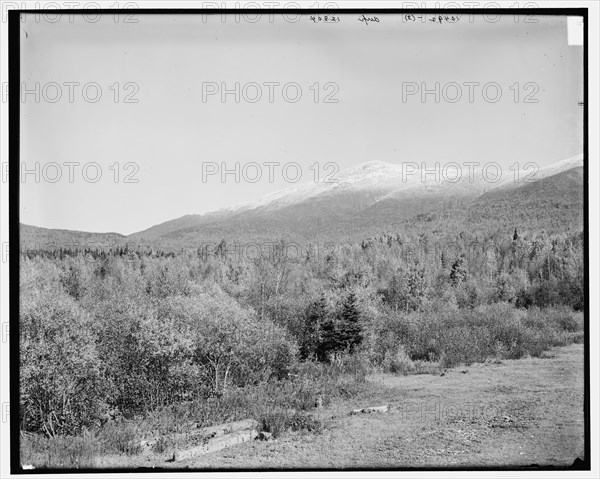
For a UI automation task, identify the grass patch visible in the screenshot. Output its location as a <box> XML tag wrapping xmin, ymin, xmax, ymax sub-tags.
<box><xmin>98</xmin><ymin>421</ymin><xmax>143</xmax><ymax>456</ymax></box>
<box><xmin>21</xmin><ymin>431</ymin><xmax>100</xmax><ymax>469</ymax></box>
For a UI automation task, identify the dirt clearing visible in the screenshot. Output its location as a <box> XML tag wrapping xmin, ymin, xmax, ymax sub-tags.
<box><xmin>99</xmin><ymin>343</ymin><xmax>584</xmax><ymax>470</ymax></box>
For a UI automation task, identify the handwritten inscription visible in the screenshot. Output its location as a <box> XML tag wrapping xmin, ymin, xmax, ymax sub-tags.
<box><xmin>307</xmin><ymin>13</ymin><xmax>459</xmax><ymax>26</ymax></box>
<box><xmin>358</xmin><ymin>14</ymin><xmax>380</xmax><ymax>25</ymax></box>
<box><xmin>404</xmin><ymin>14</ymin><xmax>460</xmax><ymax>24</ymax></box>
<box><xmin>309</xmin><ymin>14</ymin><xmax>340</xmax><ymax>24</ymax></box>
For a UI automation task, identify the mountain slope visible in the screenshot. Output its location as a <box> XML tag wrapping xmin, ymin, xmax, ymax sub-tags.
<box><xmin>466</xmin><ymin>166</ymin><xmax>584</xmax><ymax>231</ymax></box>
<box><xmin>21</xmin><ymin>155</ymin><xmax>585</xmax><ymax>249</ymax></box>
<box><xmin>20</xmin><ymin>224</ymin><xmax>127</xmax><ymax>249</ymax></box>
<box><xmin>130</xmin><ymin>156</ymin><xmax>584</xmax><ymax>245</ymax></box>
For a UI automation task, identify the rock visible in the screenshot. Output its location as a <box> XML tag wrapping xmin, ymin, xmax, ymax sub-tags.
<box><xmin>145</xmin><ymin>418</ymin><xmax>260</xmax><ymax>463</ymax></box>
<box><xmin>351</xmin><ymin>405</ymin><xmax>390</xmax><ymax>415</ymax></box>
<box><xmin>172</xmin><ymin>428</ymin><xmax>259</xmax><ymax>461</ymax></box>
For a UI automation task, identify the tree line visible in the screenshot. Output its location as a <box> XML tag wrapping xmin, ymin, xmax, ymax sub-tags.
<box><xmin>19</xmin><ymin>227</ymin><xmax>584</xmax><ymax>436</ymax></box>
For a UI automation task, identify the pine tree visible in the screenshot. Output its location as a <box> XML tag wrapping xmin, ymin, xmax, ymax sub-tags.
<box><xmin>338</xmin><ymin>292</ymin><xmax>363</xmax><ymax>353</ymax></box>
<box><xmin>314</xmin><ymin>293</ymin><xmax>363</xmax><ymax>362</ymax></box>
<box><xmin>316</xmin><ymin>313</ymin><xmax>338</xmax><ymax>362</ymax></box>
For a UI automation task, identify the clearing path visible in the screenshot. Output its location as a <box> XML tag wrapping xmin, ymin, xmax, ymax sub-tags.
<box><xmin>177</xmin><ymin>343</ymin><xmax>584</xmax><ymax>469</ymax></box>
<box><xmin>102</xmin><ymin>343</ymin><xmax>583</xmax><ymax>469</ymax></box>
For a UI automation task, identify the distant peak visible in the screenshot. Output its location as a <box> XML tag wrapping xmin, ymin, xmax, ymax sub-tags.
<box><xmin>338</xmin><ymin>160</ymin><xmax>404</xmax><ymax>179</ymax></box>
<box><xmin>357</xmin><ymin>160</ymin><xmax>396</xmax><ymax>169</ymax></box>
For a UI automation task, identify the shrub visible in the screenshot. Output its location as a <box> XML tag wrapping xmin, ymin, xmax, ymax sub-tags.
<box><xmin>162</xmin><ymin>290</ymin><xmax>298</xmax><ymax>395</ymax></box>
<box><xmin>373</xmin><ymin>302</ymin><xmax>583</xmax><ymax>369</ymax></box>
<box><xmin>255</xmin><ymin>408</ymin><xmax>291</xmax><ymax>438</ymax></box>
<box><xmin>288</xmin><ymin>412</ymin><xmax>324</xmax><ymax>434</ymax></box>
<box><xmin>438</xmin><ymin>325</ymin><xmax>493</xmax><ymax>368</ymax></box>
<box><xmin>546</xmin><ymin>306</ymin><xmax>583</xmax><ymax>332</ymax></box>
<box><xmin>383</xmin><ymin>345</ymin><xmax>415</xmax><ymax>375</ymax></box>
<box><xmin>20</xmin><ymin>287</ymin><xmax>108</xmax><ymax>436</ymax></box>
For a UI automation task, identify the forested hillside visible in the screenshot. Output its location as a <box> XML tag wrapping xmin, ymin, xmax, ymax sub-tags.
<box><xmin>20</xmin><ymin>223</ymin><xmax>584</xmax><ymax>435</ymax></box>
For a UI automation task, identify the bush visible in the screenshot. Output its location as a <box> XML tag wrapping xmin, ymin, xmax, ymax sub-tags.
<box><xmin>438</xmin><ymin>325</ymin><xmax>493</xmax><ymax>368</ymax></box>
<box><xmin>161</xmin><ymin>290</ymin><xmax>298</xmax><ymax>395</ymax></box>
<box><xmin>20</xmin><ymin>287</ymin><xmax>108</xmax><ymax>436</ymax></box>
<box><xmin>372</xmin><ymin>302</ymin><xmax>583</xmax><ymax>370</ymax></box>
<box><xmin>546</xmin><ymin>306</ymin><xmax>583</xmax><ymax>332</ymax></box>
<box><xmin>288</xmin><ymin>412</ymin><xmax>324</xmax><ymax>434</ymax></box>
<box><xmin>255</xmin><ymin>408</ymin><xmax>291</xmax><ymax>438</ymax></box>
<box><xmin>382</xmin><ymin>345</ymin><xmax>415</xmax><ymax>375</ymax></box>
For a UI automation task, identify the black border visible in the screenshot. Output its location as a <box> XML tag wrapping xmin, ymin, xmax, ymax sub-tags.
<box><xmin>8</xmin><ymin>7</ymin><xmax>590</xmax><ymax>474</ymax></box>
<box><xmin>9</xmin><ymin>7</ymin><xmax>22</xmax><ymax>477</ymax></box>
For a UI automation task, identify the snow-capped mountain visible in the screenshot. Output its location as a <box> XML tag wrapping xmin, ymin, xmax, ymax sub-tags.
<box><xmin>218</xmin><ymin>154</ymin><xmax>584</xmax><ymax>215</ymax></box>
<box><xmin>22</xmin><ymin>154</ymin><xmax>583</xmax><ymax>247</ymax></box>
<box><xmin>127</xmin><ymin>154</ymin><xmax>583</xmax><ymax>243</ymax></box>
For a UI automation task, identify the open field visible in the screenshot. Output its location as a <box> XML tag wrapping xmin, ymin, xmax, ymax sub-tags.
<box><xmin>52</xmin><ymin>342</ymin><xmax>583</xmax><ymax>470</ymax></box>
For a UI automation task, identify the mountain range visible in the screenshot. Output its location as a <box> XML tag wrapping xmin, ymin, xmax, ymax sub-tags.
<box><xmin>21</xmin><ymin>155</ymin><xmax>585</xmax><ymax>249</ymax></box>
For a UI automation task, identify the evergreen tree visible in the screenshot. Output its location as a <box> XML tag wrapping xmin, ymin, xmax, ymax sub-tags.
<box><xmin>316</xmin><ymin>313</ymin><xmax>338</xmax><ymax>362</ymax></box>
<box><xmin>315</xmin><ymin>293</ymin><xmax>363</xmax><ymax>362</ymax></box>
<box><xmin>338</xmin><ymin>292</ymin><xmax>363</xmax><ymax>353</ymax></box>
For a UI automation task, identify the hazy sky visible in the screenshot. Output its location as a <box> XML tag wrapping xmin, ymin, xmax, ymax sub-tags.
<box><xmin>19</xmin><ymin>13</ymin><xmax>584</xmax><ymax>235</ymax></box>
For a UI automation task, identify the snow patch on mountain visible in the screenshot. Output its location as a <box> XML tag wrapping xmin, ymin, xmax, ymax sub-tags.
<box><xmin>218</xmin><ymin>155</ymin><xmax>584</xmax><ymax>215</ymax></box>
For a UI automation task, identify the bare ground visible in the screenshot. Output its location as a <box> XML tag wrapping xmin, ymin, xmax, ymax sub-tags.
<box><xmin>98</xmin><ymin>343</ymin><xmax>585</xmax><ymax>470</ymax></box>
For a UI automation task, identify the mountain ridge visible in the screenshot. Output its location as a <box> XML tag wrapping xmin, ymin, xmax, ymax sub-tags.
<box><xmin>129</xmin><ymin>154</ymin><xmax>583</xmax><ymax>241</ymax></box>
<box><xmin>20</xmin><ymin>155</ymin><xmax>584</xmax><ymax>248</ymax></box>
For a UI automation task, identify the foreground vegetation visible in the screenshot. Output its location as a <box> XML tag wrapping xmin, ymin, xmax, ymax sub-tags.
<box><xmin>19</xmin><ymin>228</ymin><xmax>584</xmax><ymax>467</ymax></box>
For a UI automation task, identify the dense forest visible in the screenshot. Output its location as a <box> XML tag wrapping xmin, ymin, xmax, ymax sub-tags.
<box><xmin>20</xmin><ymin>225</ymin><xmax>584</xmax><ymax>439</ymax></box>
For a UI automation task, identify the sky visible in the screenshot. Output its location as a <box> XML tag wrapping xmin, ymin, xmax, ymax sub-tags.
<box><xmin>19</xmin><ymin>12</ymin><xmax>584</xmax><ymax>235</ymax></box>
